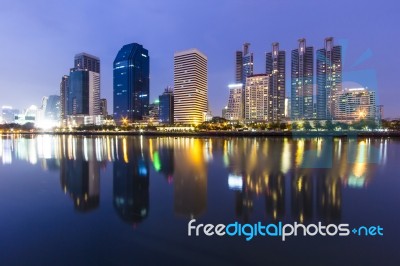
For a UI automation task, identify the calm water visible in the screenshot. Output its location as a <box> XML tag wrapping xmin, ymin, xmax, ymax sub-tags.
<box><xmin>0</xmin><ymin>134</ymin><xmax>399</xmax><ymax>265</ymax></box>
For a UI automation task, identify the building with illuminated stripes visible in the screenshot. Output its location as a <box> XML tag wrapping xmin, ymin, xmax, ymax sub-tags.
<box><xmin>173</xmin><ymin>49</ymin><xmax>208</xmax><ymax>124</ymax></box>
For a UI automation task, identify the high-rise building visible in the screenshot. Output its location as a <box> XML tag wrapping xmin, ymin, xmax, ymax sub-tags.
<box><xmin>174</xmin><ymin>49</ymin><xmax>207</xmax><ymax>124</ymax></box>
<box><xmin>66</xmin><ymin>53</ymin><xmax>100</xmax><ymax>118</ymax></box>
<box><xmin>233</xmin><ymin>43</ymin><xmax>253</xmax><ymax>121</ymax></box>
<box><xmin>67</xmin><ymin>67</ymin><xmax>100</xmax><ymax>116</ymax></box>
<box><xmin>226</xmin><ymin>83</ymin><xmax>243</xmax><ymax>121</ymax></box>
<box><xmin>74</xmin><ymin>53</ymin><xmax>101</xmax><ymax>73</ymax></box>
<box><xmin>317</xmin><ymin>37</ymin><xmax>342</xmax><ymax>120</ymax></box>
<box><xmin>60</xmin><ymin>75</ymin><xmax>69</xmax><ymax>123</ymax></box>
<box><xmin>266</xmin><ymin>42</ymin><xmax>286</xmax><ymax>122</ymax></box>
<box><xmin>244</xmin><ymin>74</ymin><xmax>269</xmax><ymax>121</ymax></box>
<box><xmin>113</xmin><ymin>43</ymin><xmax>150</xmax><ymax>123</ymax></box>
<box><xmin>1</xmin><ymin>106</ymin><xmax>19</xmax><ymax>124</ymax></box>
<box><xmin>159</xmin><ymin>87</ymin><xmax>174</xmax><ymax>124</ymax></box>
<box><xmin>291</xmin><ymin>38</ymin><xmax>314</xmax><ymax>120</ymax></box>
<box><xmin>222</xmin><ymin>106</ymin><xmax>228</xmax><ymax>119</ymax></box>
<box><xmin>45</xmin><ymin>95</ymin><xmax>61</xmax><ymax>121</ymax></box>
<box><xmin>100</xmin><ymin>98</ymin><xmax>108</xmax><ymax>117</ymax></box>
<box><xmin>337</xmin><ymin>88</ymin><xmax>376</xmax><ymax>120</ymax></box>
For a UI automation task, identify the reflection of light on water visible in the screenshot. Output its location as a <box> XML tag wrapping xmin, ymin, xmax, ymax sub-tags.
<box><xmin>281</xmin><ymin>138</ymin><xmax>290</xmax><ymax>174</ymax></box>
<box><xmin>83</xmin><ymin>137</ymin><xmax>89</xmax><ymax>161</ymax></box>
<box><xmin>223</xmin><ymin>140</ymin><xmax>229</xmax><ymax>167</ymax></box>
<box><xmin>317</xmin><ymin>138</ymin><xmax>322</xmax><ymax>158</ymax></box>
<box><xmin>29</xmin><ymin>139</ymin><xmax>37</xmax><ymax>164</ymax></box>
<box><xmin>352</xmin><ymin>141</ymin><xmax>367</xmax><ymax>179</ymax></box>
<box><xmin>297</xmin><ymin>176</ymin><xmax>303</xmax><ymax>192</ymax></box>
<box><xmin>296</xmin><ymin>139</ymin><xmax>304</xmax><ymax>166</ymax></box>
<box><xmin>228</xmin><ymin>174</ymin><xmax>243</xmax><ymax>191</ymax></box>
<box><xmin>379</xmin><ymin>139</ymin><xmax>387</xmax><ymax>165</ymax></box>
<box><xmin>123</xmin><ymin>138</ymin><xmax>129</xmax><ymax>163</ymax></box>
<box><xmin>1</xmin><ymin>139</ymin><xmax>12</xmax><ymax>164</ymax></box>
<box><xmin>348</xmin><ymin>175</ymin><xmax>365</xmax><ymax>188</ymax></box>
<box><xmin>204</xmin><ymin>139</ymin><xmax>213</xmax><ymax>162</ymax></box>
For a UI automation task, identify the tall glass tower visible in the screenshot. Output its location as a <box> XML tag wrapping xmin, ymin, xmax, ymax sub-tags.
<box><xmin>113</xmin><ymin>43</ymin><xmax>149</xmax><ymax>123</ymax></box>
<box><xmin>233</xmin><ymin>43</ymin><xmax>253</xmax><ymax>120</ymax></box>
<box><xmin>291</xmin><ymin>38</ymin><xmax>314</xmax><ymax>120</ymax></box>
<box><xmin>266</xmin><ymin>42</ymin><xmax>286</xmax><ymax>122</ymax></box>
<box><xmin>66</xmin><ymin>53</ymin><xmax>100</xmax><ymax>116</ymax></box>
<box><xmin>317</xmin><ymin>37</ymin><xmax>342</xmax><ymax>120</ymax></box>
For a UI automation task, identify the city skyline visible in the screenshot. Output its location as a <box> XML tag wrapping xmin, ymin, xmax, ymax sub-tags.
<box><xmin>0</xmin><ymin>0</ymin><xmax>399</xmax><ymax>117</ymax></box>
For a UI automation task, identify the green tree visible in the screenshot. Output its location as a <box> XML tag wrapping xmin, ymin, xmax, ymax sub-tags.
<box><xmin>314</xmin><ymin>121</ymin><xmax>323</xmax><ymax>131</ymax></box>
<box><xmin>325</xmin><ymin>120</ymin><xmax>335</xmax><ymax>131</ymax></box>
<box><xmin>303</xmin><ymin>121</ymin><xmax>312</xmax><ymax>131</ymax></box>
<box><xmin>291</xmin><ymin>122</ymin><xmax>298</xmax><ymax>131</ymax></box>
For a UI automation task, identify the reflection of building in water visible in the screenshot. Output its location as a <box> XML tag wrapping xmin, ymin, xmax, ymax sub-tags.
<box><xmin>316</xmin><ymin>173</ymin><xmax>342</xmax><ymax>222</ymax></box>
<box><xmin>60</xmin><ymin>136</ymin><xmax>100</xmax><ymax>212</ymax></box>
<box><xmin>291</xmin><ymin>173</ymin><xmax>313</xmax><ymax>223</ymax></box>
<box><xmin>113</xmin><ymin>137</ymin><xmax>149</xmax><ymax>224</ymax></box>
<box><xmin>174</xmin><ymin>138</ymin><xmax>207</xmax><ymax>218</ymax></box>
<box><xmin>225</xmin><ymin>138</ymin><xmax>286</xmax><ymax>221</ymax></box>
<box><xmin>149</xmin><ymin>138</ymin><xmax>175</xmax><ymax>183</ymax></box>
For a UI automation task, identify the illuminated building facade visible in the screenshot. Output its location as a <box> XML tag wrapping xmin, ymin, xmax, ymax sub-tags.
<box><xmin>244</xmin><ymin>74</ymin><xmax>269</xmax><ymax>121</ymax></box>
<box><xmin>291</xmin><ymin>38</ymin><xmax>314</xmax><ymax>120</ymax></box>
<box><xmin>60</xmin><ymin>75</ymin><xmax>69</xmax><ymax>124</ymax></box>
<box><xmin>66</xmin><ymin>53</ymin><xmax>101</xmax><ymax>118</ymax></box>
<box><xmin>266</xmin><ymin>42</ymin><xmax>286</xmax><ymax>121</ymax></box>
<box><xmin>226</xmin><ymin>83</ymin><xmax>243</xmax><ymax>121</ymax></box>
<box><xmin>174</xmin><ymin>49</ymin><xmax>208</xmax><ymax>124</ymax></box>
<box><xmin>159</xmin><ymin>87</ymin><xmax>174</xmax><ymax>124</ymax></box>
<box><xmin>113</xmin><ymin>43</ymin><xmax>150</xmax><ymax>122</ymax></box>
<box><xmin>317</xmin><ymin>37</ymin><xmax>342</xmax><ymax>120</ymax></box>
<box><xmin>233</xmin><ymin>43</ymin><xmax>253</xmax><ymax>120</ymax></box>
<box><xmin>337</xmin><ymin>88</ymin><xmax>376</xmax><ymax>120</ymax></box>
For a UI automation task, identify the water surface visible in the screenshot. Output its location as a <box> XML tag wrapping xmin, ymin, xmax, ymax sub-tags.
<box><xmin>0</xmin><ymin>135</ymin><xmax>399</xmax><ymax>265</ymax></box>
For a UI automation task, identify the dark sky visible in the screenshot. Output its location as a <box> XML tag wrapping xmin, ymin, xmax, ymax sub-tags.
<box><xmin>1</xmin><ymin>0</ymin><xmax>399</xmax><ymax>117</ymax></box>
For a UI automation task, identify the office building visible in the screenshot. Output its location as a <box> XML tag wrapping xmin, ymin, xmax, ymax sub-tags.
<box><xmin>266</xmin><ymin>42</ymin><xmax>286</xmax><ymax>121</ymax></box>
<box><xmin>74</xmin><ymin>53</ymin><xmax>101</xmax><ymax>73</ymax></box>
<box><xmin>317</xmin><ymin>37</ymin><xmax>342</xmax><ymax>120</ymax></box>
<box><xmin>337</xmin><ymin>88</ymin><xmax>376</xmax><ymax>120</ymax></box>
<box><xmin>100</xmin><ymin>98</ymin><xmax>108</xmax><ymax>117</ymax></box>
<box><xmin>244</xmin><ymin>74</ymin><xmax>269</xmax><ymax>121</ymax></box>
<box><xmin>159</xmin><ymin>87</ymin><xmax>174</xmax><ymax>124</ymax></box>
<box><xmin>60</xmin><ymin>75</ymin><xmax>69</xmax><ymax>123</ymax></box>
<box><xmin>233</xmin><ymin>43</ymin><xmax>253</xmax><ymax>120</ymax></box>
<box><xmin>291</xmin><ymin>39</ymin><xmax>314</xmax><ymax>120</ymax></box>
<box><xmin>226</xmin><ymin>83</ymin><xmax>243</xmax><ymax>121</ymax></box>
<box><xmin>113</xmin><ymin>43</ymin><xmax>150</xmax><ymax>123</ymax></box>
<box><xmin>45</xmin><ymin>95</ymin><xmax>61</xmax><ymax>121</ymax></box>
<box><xmin>174</xmin><ymin>49</ymin><xmax>207</xmax><ymax>124</ymax></box>
<box><xmin>66</xmin><ymin>53</ymin><xmax>100</xmax><ymax>118</ymax></box>
<box><xmin>1</xmin><ymin>106</ymin><xmax>19</xmax><ymax>124</ymax></box>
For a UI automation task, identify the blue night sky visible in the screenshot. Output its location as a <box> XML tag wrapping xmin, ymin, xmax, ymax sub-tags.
<box><xmin>0</xmin><ymin>0</ymin><xmax>399</xmax><ymax>117</ymax></box>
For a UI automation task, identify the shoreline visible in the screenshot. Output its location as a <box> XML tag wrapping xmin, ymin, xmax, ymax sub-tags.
<box><xmin>1</xmin><ymin>130</ymin><xmax>400</xmax><ymax>138</ymax></box>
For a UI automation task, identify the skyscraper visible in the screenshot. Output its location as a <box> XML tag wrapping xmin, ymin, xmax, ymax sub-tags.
<box><xmin>74</xmin><ymin>53</ymin><xmax>101</xmax><ymax>73</ymax></box>
<box><xmin>100</xmin><ymin>98</ymin><xmax>108</xmax><ymax>117</ymax></box>
<box><xmin>291</xmin><ymin>38</ymin><xmax>314</xmax><ymax>120</ymax></box>
<box><xmin>159</xmin><ymin>87</ymin><xmax>174</xmax><ymax>124</ymax></box>
<box><xmin>317</xmin><ymin>37</ymin><xmax>342</xmax><ymax>120</ymax></box>
<box><xmin>337</xmin><ymin>88</ymin><xmax>376</xmax><ymax>120</ymax></box>
<box><xmin>113</xmin><ymin>43</ymin><xmax>150</xmax><ymax>123</ymax></box>
<box><xmin>174</xmin><ymin>49</ymin><xmax>207</xmax><ymax>124</ymax></box>
<box><xmin>244</xmin><ymin>74</ymin><xmax>269</xmax><ymax>121</ymax></box>
<box><xmin>233</xmin><ymin>43</ymin><xmax>253</xmax><ymax>121</ymax></box>
<box><xmin>45</xmin><ymin>95</ymin><xmax>61</xmax><ymax>121</ymax></box>
<box><xmin>226</xmin><ymin>83</ymin><xmax>243</xmax><ymax>121</ymax></box>
<box><xmin>66</xmin><ymin>53</ymin><xmax>100</xmax><ymax>117</ymax></box>
<box><xmin>60</xmin><ymin>75</ymin><xmax>69</xmax><ymax>123</ymax></box>
<box><xmin>266</xmin><ymin>42</ymin><xmax>286</xmax><ymax>122</ymax></box>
